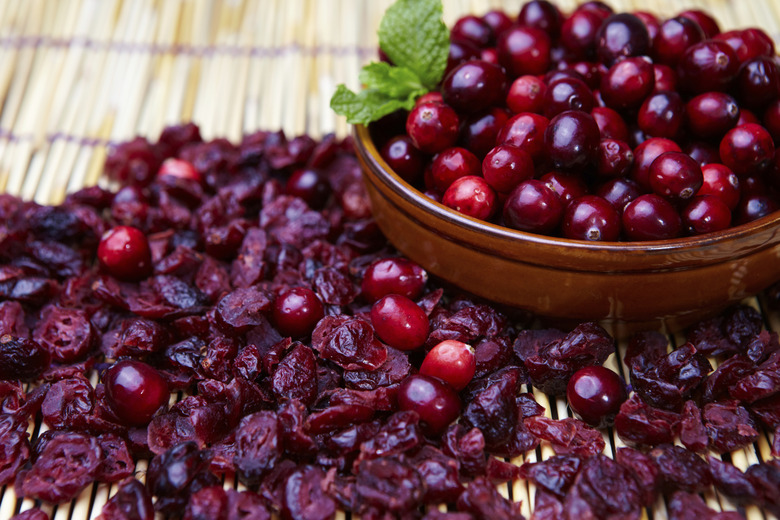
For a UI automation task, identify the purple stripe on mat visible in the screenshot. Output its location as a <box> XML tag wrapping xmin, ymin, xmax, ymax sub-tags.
<box><xmin>0</xmin><ymin>128</ymin><xmax>115</xmax><ymax>147</ymax></box>
<box><xmin>0</xmin><ymin>35</ymin><xmax>376</xmax><ymax>57</ymax></box>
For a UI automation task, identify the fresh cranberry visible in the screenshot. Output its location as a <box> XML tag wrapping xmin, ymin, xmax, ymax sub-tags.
<box><xmin>506</xmin><ymin>75</ymin><xmax>547</xmax><ymax>114</ymax></box>
<box><xmin>684</xmin><ymin>141</ymin><xmax>721</xmax><ymax>167</ymax></box>
<box><xmin>597</xmin><ymin>139</ymin><xmax>634</xmax><ymax>178</ymax></box>
<box><xmin>496</xmin><ymin>26</ymin><xmax>551</xmax><ymax>78</ymax></box>
<box><xmin>719</xmin><ymin>123</ymin><xmax>775</xmax><ymax>176</ymax></box>
<box><xmin>361</xmin><ymin>258</ymin><xmax>427</xmax><ymax>303</ymax></box>
<box><xmin>460</xmin><ymin>107</ymin><xmax>510</xmax><ymax>158</ymax></box>
<box><xmin>543</xmin><ymin>77</ymin><xmax>595</xmax><ymax>118</ymax></box>
<box><xmin>576</xmin><ymin>1</ymin><xmax>614</xmax><ymax>20</ymax></box>
<box><xmin>653</xmin><ymin>16</ymin><xmax>705</xmax><ymax>67</ymax></box>
<box><xmin>591</xmin><ymin>106</ymin><xmax>630</xmax><ymax>142</ymax></box>
<box><xmin>737</xmin><ymin>108</ymin><xmax>761</xmax><ymax>126</ymax></box>
<box><xmin>679</xmin><ymin>10</ymin><xmax>720</xmax><ymax>39</ymax></box>
<box><xmin>736</xmin><ymin>57</ymin><xmax>780</xmax><ymax>109</ymax></box>
<box><xmin>286</xmin><ymin>168</ymin><xmax>331</xmax><ymax>209</ymax></box>
<box><xmin>633</xmin><ymin>11</ymin><xmax>661</xmax><ymax>43</ymax></box>
<box><xmin>97</xmin><ymin>226</ymin><xmax>153</xmax><ymax>281</ymax></box>
<box><xmin>158</xmin><ymin>158</ymin><xmax>201</xmax><ymax>182</ymax></box>
<box><xmin>763</xmin><ymin>100</ymin><xmax>780</xmax><ymax>142</ymax></box>
<box><xmin>567</xmin><ymin>61</ymin><xmax>603</xmax><ymax>89</ymax></box>
<box><xmin>600</xmin><ymin>57</ymin><xmax>655</xmax><ymax>110</ymax></box>
<box><xmin>272</xmin><ymin>287</ymin><xmax>324</xmax><ymax>338</ymax></box>
<box><xmin>566</xmin><ymin>366</ymin><xmax>627</xmax><ymax>428</ymax></box>
<box><xmin>622</xmin><ymin>194</ymin><xmax>682</xmax><ymax>240</ymax></box>
<box><xmin>482</xmin><ymin>144</ymin><xmax>535</xmax><ymax>193</ymax></box>
<box><xmin>560</xmin><ymin>10</ymin><xmax>603</xmax><ymax>59</ymax></box>
<box><xmin>397</xmin><ymin>374</ymin><xmax>461</xmax><ymax>436</ymax></box>
<box><xmin>544</xmin><ymin>110</ymin><xmax>600</xmax><ymax>170</ymax></box>
<box><xmin>431</xmin><ymin>147</ymin><xmax>482</xmax><ymax>192</ymax></box>
<box><xmin>496</xmin><ymin>112</ymin><xmax>550</xmax><ymax>162</ymax></box>
<box><xmin>540</xmin><ymin>171</ymin><xmax>589</xmax><ymax>206</ymax></box>
<box><xmin>420</xmin><ymin>340</ymin><xmax>476</xmax><ymax>391</ymax></box>
<box><xmin>442</xmin><ymin>60</ymin><xmax>507</xmax><ymax>113</ymax></box>
<box><xmin>445</xmin><ymin>39</ymin><xmax>482</xmax><ymax>77</ymax></box>
<box><xmin>406</xmin><ymin>102</ymin><xmax>460</xmax><ymax>154</ymax></box>
<box><xmin>685</xmin><ymin>92</ymin><xmax>740</xmax><ymax>139</ymax></box>
<box><xmin>104</xmin><ymin>359</ymin><xmax>169</xmax><ymax>426</ymax></box>
<box><xmin>380</xmin><ymin>135</ymin><xmax>426</xmax><ymax>184</ymax></box>
<box><xmin>503</xmin><ymin>179</ymin><xmax>564</xmax><ymax>233</ymax></box>
<box><xmin>734</xmin><ymin>192</ymin><xmax>780</xmax><ymax>225</ymax></box>
<box><xmin>715</xmin><ymin>28</ymin><xmax>775</xmax><ymax>64</ymax></box>
<box><xmin>480</xmin><ymin>47</ymin><xmax>499</xmax><ymax>64</ymax></box>
<box><xmin>677</xmin><ymin>40</ymin><xmax>739</xmax><ymax>94</ymax></box>
<box><xmin>482</xmin><ymin>10</ymin><xmax>513</xmax><ymax>38</ymax></box>
<box><xmin>442</xmin><ymin>176</ymin><xmax>498</xmax><ymax>220</ymax></box>
<box><xmin>649</xmin><ymin>151</ymin><xmax>703</xmax><ymax>201</ymax></box>
<box><xmin>416</xmin><ymin>91</ymin><xmax>444</xmax><ymax>106</ymax></box>
<box><xmin>638</xmin><ymin>91</ymin><xmax>684</xmax><ymax>138</ymax></box>
<box><xmin>697</xmin><ymin>163</ymin><xmax>740</xmax><ymax>209</ymax></box>
<box><xmin>595</xmin><ymin>13</ymin><xmax>651</xmax><ymax>66</ymax></box>
<box><xmin>518</xmin><ymin>1</ymin><xmax>561</xmax><ymax>38</ymax></box>
<box><xmin>562</xmin><ymin>195</ymin><xmax>621</xmax><ymax>241</ymax></box>
<box><xmin>451</xmin><ymin>15</ymin><xmax>494</xmax><ymax>48</ymax></box>
<box><xmin>370</xmin><ymin>294</ymin><xmax>429</xmax><ymax>351</ymax></box>
<box><xmin>596</xmin><ymin>177</ymin><xmax>642</xmax><ymax>213</ymax></box>
<box><xmin>630</xmin><ymin>137</ymin><xmax>682</xmax><ymax>191</ymax></box>
<box><xmin>682</xmin><ymin>195</ymin><xmax>732</xmax><ymax>235</ymax></box>
<box><xmin>652</xmin><ymin>63</ymin><xmax>678</xmax><ymax>93</ymax></box>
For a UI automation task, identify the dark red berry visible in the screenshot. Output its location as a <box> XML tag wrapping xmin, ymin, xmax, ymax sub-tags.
<box><xmin>544</xmin><ymin>110</ymin><xmax>600</xmax><ymax>170</ymax></box>
<box><xmin>595</xmin><ymin>13</ymin><xmax>651</xmax><ymax>66</ymax></box>
<box><xmin>272</xmin><ymin>287</ymin><xmax>324</xmax><ymax>338</ymax></box>
<box><xmin>370</xmin><ymin>294</ymin><xmax>429</xmax><ymax>351</ymax></box>
<box><xmin>697</xmin><ymin>163</ymin><xmax>740</xmax><ymax>210</ymax></box>
<box><xmin>406</xmin><ymin>102</ymin><xmax>460</xmax><ymax>154</ymax></box>
<box><xmin>591</xmin><ymin>106</ymin><xmax>630</xmax><ymax>142</ymax></box>
<box><xmin>460</xmin><ymin>107</ymin><xmax>510</xmax><ymax>158</ymax></box>
<box><xmin>682</xmin><ymin>195</ymin><xmax>732</xmax><ymax>234</ymax></box>
<box><xmin>442</xmin><ymin>60</ymin><xmax>508</xmax><ymax>113</ymax></box>
<box><xmin>97</xmin><ymin>226</ymin><xmax>153</xmax><ymax>281</ymax></box>
<box><xmin>734</xmin><ymin>192</ymin><xmax>779</xmax><ymax>225</ymax></box>
<box><xmin>600</xmin><ymin>56</ymin><xmax>655</xmax><ymax>110</ymax></box>
<box><xmin>104</xmin><ymin>359</ymin><xmax>169</xmax><ymax>426</ymax></box>
<box><xmin>540</xmin><ymin>171</ymin><xmax>589</xmax><ymax>206</ymax></box>
<box><xmin>482</xmin><ymin>10</ymin><xmax>513</xmax><ymax>37</ymax></box>
<box><xmin>431</xmin><ymin>147</ymin><xmax>481</xmax><ymax>192</ymax></box>
<box><xmin>286</xmin><ymin>168</ymin><xmax>331</xmax><ymax>209</ymax></box>
<box><xmin>518</xmin><ymin>1</ymin><xmax>562</xmax><ymax>39</ymax></box>
<box><xmin>380</xmin><ymin>135</ymin><xmax>426</xmax><ymax>184</ymax></box>
<box><xmin>567</xmin><ymin>366</ymin><xmax>627</xmax><ymax>428</ymax></box>
<box><xmin>597</xmin><ymin>139</ymin><xmax>634</xmax><ymax>178</ymax></box>
<box><xmin>562</xmin><ymin>195</ymin><xmax>621</xmax><ymax>241</ymax></box>
<box><xmin>652</xmin><ymin>63</ymin><xmax>678</xmax><ymax>93</ymax></box>
<box><xmin>420</xmin><ymin>340</ymin><xmax>476</xmax><ymax>391</ymax></box>
<box><xmin>653</xmin><ymin>16</ymin><xmax>705</xmax><ymax>67</ymax></box>
<box><xmin>596</xmin><ymin>177</ymin><xmax>642</xmax><ymax>213</ymax></box>
<box><xmin>685</xmin><ymin>91</ymin><xmax>740</xmax><ymax>139</ymax></box>
<box><xmin>633</xmin><ymin>11</ymin><xmax>661</xmax><ymax>43</ymax></box>
<box><xmin>560</xmin><ymin>9</ymin><xmax>603</xmax><ymax>59</ymax></box>
<box><xmin>442</xmin><ymin>176</ymin><xmax>498</xmax><ymax>220</ymax></box>
<box><xmin>638</xmin><ymin>91</ymin><xmax>684</xmax><ymax>138</ymax></box>
<box><xmin>719</xmin><ymin>123</ymin><xmax>775</xmax><ymax>176</ymax></box>
<box><xmin>649</xmin><ymin>151</ymin><xmax>703</xmax><ymax>201</ymax></box>
<box><xmin>451</xmin><ymin>15</ymin><xmax>494</xmax><ymax>48</ymax></box>
<box><xmin>715</xmin><ymin>28</ymin><xmax>775</xmax><ymax>64</ymax></box>
<box><xmin>762</xmin><ymin>100</ymin><xmax>780</xmax><ymax>143</ymax></box>
<box><xmin>622</xmin><ymin>194</ymin><xmax>682</xmax><ymax>240</ymax></box>
<box><xmin>497</xmin><ymin>112</ymin><xmax>550</xmax><ymax>161</ymax></box>
<box><xmin>445</xmin><ymin>39</ymin><xmax>482</xmax><ymax>77</ymax></box>
<box><xmin>361</xmin><ymin>258</ymin><xmax>427</xmax><ymax>303</ymax></box>
<box><xmin>684</xmin><ymin>141</ymin><xmax>721</xmax><ymax>167</ymax></box>
<box><xmin>497</xmin><ymin>26</ymin><xmax>552</xmax><ymax>78</ymax></box>
<box><xmin>736</xmin><ymin>56</ymin><xmax>780</xmax><ymax>109</ymax></box>
<box><xmin>677</xmin><ymin>40</ymin><xmax>739</xmax><ymax>94</ymax></box>
<box><xmin>482</xmin><ymin>144</ymin><xmax>535</xmax><ymax>193</ymax></box>
<box><xmin>679</xmin><ymin>10</ymin><xmax>720</xmax><ymax>39</ymax></box>
<box><xmin>397</xmin><ymin>374</ymin><xmax>461</xmax><ymax>436</ymax></box>
<box><xmin>630</xmin><ymin>137</ymin><xmax>682</xmax><ymax>191</ymax></box>
<box><xmin>507</xmin><ymin>75</ymin><xmax>547</xmax><ymax>114</ymax></box>
<box><xmin>503</xmin><ymin>179</ymin><xmax>564</xmax><ymax>233</ymax></box>
<box><xmin>544</xmin><ymin>77</ymin><xmax>595</xmax><ymax>118</ymax></box>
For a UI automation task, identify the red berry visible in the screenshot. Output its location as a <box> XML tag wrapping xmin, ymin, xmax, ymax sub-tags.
<box><xmin>719</xmin><ymin>123</ymin><xmax>775</xmax><ymax>176</ymax></box>
<box><xmin>272</xmin><ymin>287</ymin><xmax>324</xmax><ymax>338</ymax></box>
<box><xmin>104</xmin><ymin>359</ymin><xmax>169</xmax><ymax>426</ymax></box>
<box><xmin>361</xmin><ymin>258</ymin><xmax>427</xmax><ymax>303</ymax></box>
<box><xmin>431</xmin><ymin>147</ymin><xmax>482</xmax><ymax>192</ymax></box>
<box><xmin>622</xmin><ymin>194</ymin><xmax>682</xmax><ymax>240</ymax></box>
<box><xmin>503</xmin><ymin>179</ymin><xmax>564</xmax><ymax>233</ymax></box>
<box><xmin>600</xmin><ymin>56</ymin><xmax>655</xmax><ymax>110</ymax></box>
<box><xmin>496</xmin><ymin>26</ymin><xmax>552</xmax><ymax>78</ymax></box>
<box><xmin>540</xmin><ymin>170</ymin><xmax>589</xmax><ymax>206</ymax></box>
<box><xmin>543</xmin><ymin>77</ymin><xmax>595</xmax><ymax>118</ymax></box>
<box><xmin>544</xmin><ymin>110</ymin><xmax>600</xmax><ymax>170</ymax></box>
<box><xmin>567</xmin><ymin>365</ymin><xmax>627</xmax><ymax>428</ymax></box>
<box><xmin>97</xmin><ymin>226</ymin><xmax>153</xmax><ymax>281</ymax></box>
<box><xmin>697</xmin><ymin>163</ymin><xmax>740</xmax><ymax>210</ymax></box>
<box><xmin>591</xmin><ymin>106</ymin><xmax>630</xmax><ymax>142</ymax></box>
<box><xmin>397</xmin><ymin>374</ymin><xmax>461</xmax><ymax>436</ymax></box>
<box><xmin>682</xmin><ymin>195</ymin><xmax>732</xmax><ymax>235</ymax></box>
<box><xmin>677</xmin><ymin>40</ymin><xmax>739</xmax><ymax>94</ymax></box>
<box><xmin>286</xmin><ymin>168</ymin><xmax>331</xmax><ymax>209</ymax></box>
<box><xmin>638</xmin><ymin>91</ymin><xmax>684</xmax><ymax>139</ymax></box>
<box><xmin>685</xmin><ymin>92</ymin><xmax>740</xmax><ymax>140</ymax></box>
<box><xmin>653</xmin><ymin>16</ymin><xmax>705</xmax><ymax>67</ymax></box>
<box><xmin>460</xmin><ymin>107</ymin><xmax>510</xmax><ymax>158</ymax></box>
<box><xmin>597</xmin><ymin>138</ymin><xmax>634</xmax><ymax>178</ymax></box>
<box><xmin>596</xmin><ymin>13</ymin><xmax>651</xmax><ymax>66</ymax></box>
<box><xmin>370</xmin><ymin>294</ymin><xmax>429</xmax><ymax>351</ymax></box>
<box><xmin>649</xmin><ymin>151</ymin><xmax>703</xmax><ymax>201</ymax></box>
<box><xmin>562</xmin><ymin>195</ymin><xmax>621</xmax><ymax>241</ymax></box>
<box><xmin>420</xmin><ymin>340</ymin><xmax>476</xmax><ymax>391</ymax></box>
<box><xmin>442</xmin><ymin>60</ymin><xmax>508</xmax><ymax>113</ymax></box>
<box><xmin>379</xmin><ymin>136</ymin><xmax>426</xmax><ymax>184</ymax></box>
<box><xmin>482</xmin><ymin>144</ymin><xmax>535</xmax><ymax>193</ymax></box>
<box><xmin>506</xmin><ymin>75</ymin><xmax>547</xmax><ymax>114</ymax></box>
<box><xmin>406</xmin><ymin>102</ymin><xmax>460</xmax><ymax>154</ymax></box>
<box><xmin>158</xmin><ymin>158</ymin><xmax>200</xmax><ymax>182</ymax></box>
<box><xmin>497</xmin><ymin>112</ymin><xmax>550</xmax><ymax>162</ymax></box>
<box><xmin>442</xmin><ymin>176</ymin><xmax>498</xmax><ymax>220</ymax></box>
<box><xmin>630</xmin><ymin>137</ymin><xmax>682</xmax><ymax>191</ymax></box>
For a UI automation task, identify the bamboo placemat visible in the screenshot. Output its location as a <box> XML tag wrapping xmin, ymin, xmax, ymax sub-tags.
<box><xmin>0</xmin><ymin>1</ymin><xmax>779</xmax><ymax>519</ymax></box>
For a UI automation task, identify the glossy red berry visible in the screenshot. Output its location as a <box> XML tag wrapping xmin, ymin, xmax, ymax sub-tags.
<box><xmin>596</xmin><ymin>177</ymin><xmax>642</xmax><ymax>214</ymax></box>
<box><xmin>697</xmin><ymin>163</ymin><xmax>740</xmax><ymax>210</ymax></box>
<box><xmin>431</xmin><ymin>147</ymin><xmax>482</xmax><ymax>192</ymax></box>
<box><xmin>420</xmin><ymin>340</ymin><xmax>476</xmax><ymax>391</ymax></box>
<box><xmin>380</xmin><ymin>135</ymin><xmax>426</xmax><ymax>184</ymax></box>
<box><xmin>652</xmin><ymin>63</ymin><xmax>678</xmax><ymax>93</ymax></box>
<box><xmin>451</xmin><ymin>15</ymin><xmax>494</xmax><ymax>48</ymax></box>
<box><xmin>97</xmin><ymin>226</ymin><xmax>153</xmax><ymax>281</ymax></box>
<box><xmin>286</xmin><ymin>168</ymin><xmax>331</xmax><ymax>209</ymax></box>
<box><xmin>272</xmin><ymin>287</ymin><xmax>324</xmax><ymax>338</ymax></box>
<box><xmin>398</xmin><ymin>374</ymin><xmax>461</xmax><ymax>436</ymax></box>
<box><xmin>736</xmin><ymin>56</ymin><xmax>780</xmax><ymax>109</ymax></box>
<box><xmin>597</xmin><ymin>138</ymin><xmax>634</xmax><ymax>178</ymax></box>
<box><xmin>715</xmin><ymin>28</ymin><xmax>775</xmax><ymax>64</ymax></box>
<box><xmin>544</xmin><ymin>110</ymin><xmax>600</xmax><ymax>170</ymax></box>
<box><xmin>482</xmin><ymin>10</ymin><xmax>513</xmax><ymax>37</ymax></box>
<box><xmin>370</xmin><ymin>294</ymin><xmax>429</xmax><ymax>351</ymax></box>
<box><xmin>622</xmin><ymin>194</ymin><xmax>682</xmax><ymax>240</ymax></box>
<box><xmin>496</xmin><ymin>26</ymin><xmax>552</xmax><ymax>78</ymax></box>
<box><xmin>442</xmin><ymin>176</ymin><xmax>498</xmax><ymax>220</ymax></box>
<box><xmin>679</xmin><ymin>10</ymin><xmax>720</xmax><ymax>39</ymax></box>
<box><xmin>506</xmin><ymin>75</ymin><xmax>547</xmax><ymax>114</ymax></box>
<box><xmin>591</xmin><ymin>106</ymin><xmax>630</xmax><ymax>142</ymax></box>
<box><xmin>682</xmin><ymin>195</ymin><xmax>732</xmax><ymax>235</ymax></box>
<box><xmin>560</xmin><ymin>9</ymin><xmax>603</xmax><ymax>59</ymax></box>
<box><xmin>361</xmin><ymin>258</ymin><xmax>427</xmax><ymax>303</ymax></box>
<box><xmin>503</xmin><ymin>179</ymin><xmax>564</xmax><ymax>233</ymax></box>
<box><xmin>685</xmin><ymin>92</ymin><xmax>740</xmax><ymax>139</ymax></box>
<box><xmin>595</xmin><ymin>13</ymin><xmax>651</xmax><ymax>66</ymax></box>
<box><xmin>497</xmin><ymin>112</ymin><xmax>550</xmax><ymax>161</ymax></box>
<box><xmin>540</xmin><ymin>171</ymin><xmax>589</xmax><ymax>206</ymax></box>
<box><xmin>442</xmin><ymin>60</ymin><xmax>508</xmax><ymax>113</ymax></box>
<box><xmin>566</xmin><ymin>365</ymin><xmax>627</xmax><ymax>428</ymax></box>
<box><xmin>630</xmin><ymin>137</ymin><xmax>682</xmax><ymax>191</ymax></box>
<box><xmin>600</xmin><ymin>56</ymin><xmax>655</xmax><ymax>110</ymax></box>
<box><xmin>562</xmin><ymin>195</ymin><xmax>621</xmax><ymax>241</ymax></box>
<box><xmin>104</xmin><ymin>359</ymin><xmax>169</xmax><ymax>426</ymax></box>
<box><xmin>519</xmin><ymin>1</ymin><xmax>562</xmax><ymax>38</ymax></box>
<box><xmin>638</xmin><ymin>91</ymin><xmax>684</xmax><ymax>138</ymax></box>
<box><xmin>677</xmin><ymin>40</ymin><xmax>739</xmax><ymax>94</ymax></box>
<box><xmin>543</xmin><ymin>77</ymin><xmax>595</xmax><ymax>118</ymax></box>
<box><xmin>460</xmin><ymin>107</ymin><xmax>510</xmax><ymax>158</ymax></box>
<box><xmin>482</xmin><ymin>144</ymin><xmax>535</xmax><ymax>193</ymax></box>
<box><xmin>653</xmin><ymin>16</ymin><xmax>705</xmax><ymax>67</ymax></box>
<box><xmin>719</xmin><ymin>123</ymin><xmax>775</xmax><ymax>176</ymax></box>
<box><xmin>406</xmin><ymin>102</ymin><xmax>460</xmax><ymax>154</ymax></box>
<box><xmin>649</xmin><ymin>151</ymin><xmax>703</xmax><ymax>201</ymax></box>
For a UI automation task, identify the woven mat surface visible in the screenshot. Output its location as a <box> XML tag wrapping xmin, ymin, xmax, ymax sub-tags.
<box><xmin>0</xmin><ymin>1</ymin><xmax>779</xmax><ymax>519</ymax></box>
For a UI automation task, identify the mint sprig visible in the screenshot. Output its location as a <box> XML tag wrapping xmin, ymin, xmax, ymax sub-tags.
<box><xmin>330</xmin><ymin>0</ymin><xmax>449</xmax><ymax>125</ymax></box>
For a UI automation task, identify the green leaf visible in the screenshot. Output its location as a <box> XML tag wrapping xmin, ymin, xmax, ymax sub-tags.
<box><xmin>359</xmin><ymin>62</ymin><xmax>426</xmax><ymax>98</ymax></box>
<box><xmin>330</xmin><ymin>84</ymin><xmax>419</xmax><ymax>125</ymax></box>
<box><xmin>378</xmin><ymin>0</ymin><xmax>449</xmax><ymax>90</ymax></box>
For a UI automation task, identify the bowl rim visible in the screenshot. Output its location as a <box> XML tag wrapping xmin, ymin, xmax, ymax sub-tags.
<box><xmin>354</xmin><ymin>123</ymin><xmax>780</xmax><ymax>256</ymax></box>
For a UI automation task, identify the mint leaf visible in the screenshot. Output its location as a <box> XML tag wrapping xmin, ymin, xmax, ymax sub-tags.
<box><xmin>330</xmin><ymin>84</ymin><xmax>419</xmax><ymax>125</ymax></box>
<box><xmin>378</xmin><ymin>0</ymin><xmax>449</xmax><ymax>90</ymax></box>
<box><xmin>359</xmin><ymin>62</ymin><xmax>426</xmax><ymax>99</ymax></box>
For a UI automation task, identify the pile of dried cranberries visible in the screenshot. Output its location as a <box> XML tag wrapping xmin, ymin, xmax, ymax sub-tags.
<box><xmin>374</xmin><ymin>0</ymin><xmax>780</xmax><ymax>241</ymax></box>
<box><xmin>0</xmin><ymin>117</ymin><xmax>778</xmax><ymax>519</ymax></box>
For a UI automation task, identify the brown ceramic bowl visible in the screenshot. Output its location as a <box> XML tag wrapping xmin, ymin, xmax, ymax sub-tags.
<box><xmin>354</xmin><ymin>124</ymin><xmax>780</xmax><ymax>334</ymax></box>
